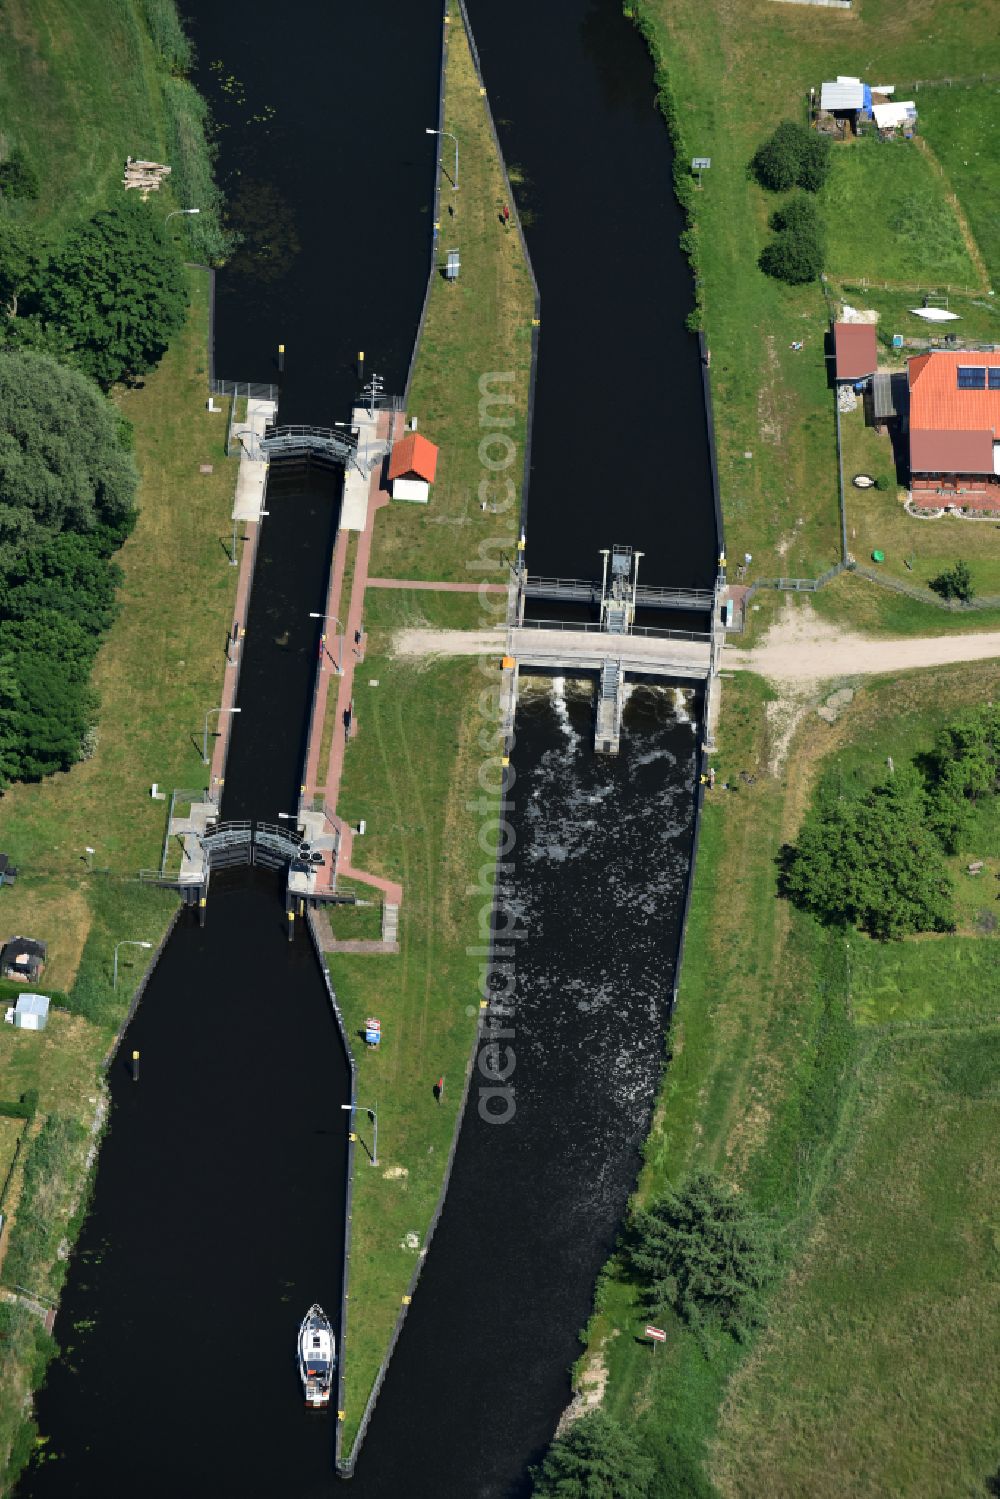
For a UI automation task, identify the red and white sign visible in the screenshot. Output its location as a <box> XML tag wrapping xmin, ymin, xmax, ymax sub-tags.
<box><xmin>645</xmin><ymin>1326</ymin><xmax>666</xmax><ymax>1343</ymax></box>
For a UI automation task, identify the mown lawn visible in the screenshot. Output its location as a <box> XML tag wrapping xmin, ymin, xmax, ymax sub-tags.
<box><xmin>919</xmin><ymin>83</ymin><xmax>1000</xmax><ymax>287</ymax></box>
<box><xmin>811</xmin><ymin>569</ymin><xmax>1000</xmax><ymax>636</ymax></box>
<box><xmin>369</xmin><ymin>6</ymin><xmax>535</xmax><ymax>585</ymax></box>
<box><xmin>329</xmin><ymin>648</ymin><xmax>495</xmax><ymax>1452</ymax></box>
<box><xmin>821</xmin><ymin>137</ymin><xmax>975</xmax><ymax>288</ymax></box>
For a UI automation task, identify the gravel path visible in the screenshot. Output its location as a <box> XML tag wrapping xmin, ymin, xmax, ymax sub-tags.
<box><xmin>394</xmin><ymin>618</ymin><xmax>1000</xmax><ymax>684</ymax></box>
<box><xmin>727</xmin><ymin>611</ymin><xmax>1000</xmax><ymax>683</ymax></box>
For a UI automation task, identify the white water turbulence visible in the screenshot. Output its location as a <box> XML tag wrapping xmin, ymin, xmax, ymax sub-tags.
<box><xmin>504</xmin><ymin>675</ymin><xmax>700</xmax><ymax>1225</ymax></box>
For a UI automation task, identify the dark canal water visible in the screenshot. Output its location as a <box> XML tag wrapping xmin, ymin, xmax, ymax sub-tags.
<box><xmin>20</xmin><ymin>1</ymin><xmax>717</xmax><ymax>1494</ymax></box>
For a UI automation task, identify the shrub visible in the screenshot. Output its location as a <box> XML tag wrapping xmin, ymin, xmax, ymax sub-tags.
<box><xmin>26</xmin><ymin>198</ymin><xmax>188</xmax><ymax>388</ymax></box>
<box><xmin>0</xmin><ymin>149</ymin><xmax>40</xmax><ymax>202</ymax></box>
<box><xmin>874</xmin><ymin>473</ymin><xmax>893</xmax><ymax>492</ymax></box>
<box><xmin>628</xmin><ymin>1171</ymin><xmax>776</xmax><ymax>1343</ymax></box>
<box><xmin>532</xmin><ymin>1412</ymin><xmax>655</xmax><ymax>1499</ymax></box>
<box><xmin>930</xmin><ymin>559</ymin><xmax>975</xmax><ymax>603</ymax></box>
<box><xmin>759</xmin><ymin>225</ymin><xmax>824</xmax><ymax>284</ymax></box>
<box><xmin>751</xmin><ymin>120</ymin><xmax>831</xmax><ymax>193</ymax></box>
<box><xmin>781</xmin><ymin>767</ymin><xmax>955</xmax><ymax>939</ymax></box>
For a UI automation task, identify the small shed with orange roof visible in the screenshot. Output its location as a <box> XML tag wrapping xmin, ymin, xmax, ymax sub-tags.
<box><xmin>388</xmin><ymin>431</ymin><xmax>440</xmax><ymax>504</ymax></box>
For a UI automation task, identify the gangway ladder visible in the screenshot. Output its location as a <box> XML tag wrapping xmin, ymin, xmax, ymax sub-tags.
<box><xmin>595</xmin><ymin>657</ymin><xmax>625</xmax><ymax>756</ymax></box>
<box><xmin>599</xmin><ymin>544</ymin><xmax>642</xmax><ymax>635</ymax></box>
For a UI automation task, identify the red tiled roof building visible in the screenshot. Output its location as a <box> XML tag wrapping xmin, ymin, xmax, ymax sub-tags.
<box><xmin>907</xmin><ymin>351</ymin><xmax>1000</xmax><ymax>510</ymax></box>
<box><xmin>833</xmin><ymin>322</ymin><xmax>878</xmax><ymax>382</ymax></box>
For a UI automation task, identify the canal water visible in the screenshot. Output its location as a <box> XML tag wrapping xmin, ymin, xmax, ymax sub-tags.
<box><xmin>19</xmin><ymin>1</ymin><xmax>716</xmax><ymax>1494</ymax></box>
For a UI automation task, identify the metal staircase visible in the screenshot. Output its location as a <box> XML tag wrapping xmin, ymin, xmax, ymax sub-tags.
<box><xmin>594</xmin><ymin>658</ymin><xmax>624</xmax><ymax>755</ymax></box>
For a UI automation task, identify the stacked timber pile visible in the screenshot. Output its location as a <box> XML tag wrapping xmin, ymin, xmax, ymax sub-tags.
<box><xmin>122</xmin><ymin>157</ymin><xmax>171</xmax><ymax>195</ymax></box>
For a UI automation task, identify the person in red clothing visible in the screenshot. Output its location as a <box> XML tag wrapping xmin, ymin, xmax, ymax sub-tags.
<box><xmin>502</xmin><ymin>202</ymin><xmax>510</xmax><ymax>229</ymax></box>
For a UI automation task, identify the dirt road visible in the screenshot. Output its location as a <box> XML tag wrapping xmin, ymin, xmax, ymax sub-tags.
<box><xmin>393</xmin><ymin>613</ymin><xmax>1000</xmax><ymax>683</ymax></box>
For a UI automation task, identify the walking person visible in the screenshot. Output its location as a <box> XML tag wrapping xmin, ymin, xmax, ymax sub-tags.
<box><xmin>502</xmin><ymin>202</ymin><xmax>510</xmax><ymax>230</ymax></box>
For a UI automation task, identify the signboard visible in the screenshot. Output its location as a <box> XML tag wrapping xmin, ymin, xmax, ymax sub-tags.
<box><xmin>645</xmin><ymin>1325</ymin><xmax>666</xmax><ymax>1343</ymax></box>
<box><xmin>364</xmin><ymin>1017</ymin><xmax>381</xmax><ymax>1047</ymax></box>
<box><xmin>691</xmin><ymin>157</ymin><xmax>711</xmax><ymax>170</ymax></box>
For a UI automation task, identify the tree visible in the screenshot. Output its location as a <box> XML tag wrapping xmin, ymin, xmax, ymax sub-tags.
<box><xmin>0</xmin><ymin>149</ymin><xmax>40</xmax><ymax>201</ymax></box>
<box><xmin>0</xmin><ymin>350</ymin><xmax>138</xmax><ymax>561</ymax></box>
<box><xmin>628</xmin><ymin>1172</ymin><xmax>775</xmax><ymax>1343</ymax></box>
<box><xmin>532</xmin><ymin>1412</ymin><xmax>655</xmax><ymax>1499</ymax></box>
<box><xmin>782</xmin><ymin>768</ymin><xmax>955</xmax><ymax>939</ymax></box>
<box><xmin>924</xmin><ymin>705</ymin><xmax>1000</xmax><ymax>852</ymax></box>
<box><xmin>751</xmin><ymin>121</ymin><xmax>830</xmax><ymax>193</ymax></box>
<box><xmin>0</xmin><ymin>221</ymin><xmax>42</xmax><ymax>316</ymax></box>
<box><xmin>759</xmin><ymin>193</ymin><xmax>825</xmax><ymax>283</ymax></box>
<box><xmin>26</xmin><ymin>198</ymin><xmax>187</xmax><ymax>387</ymax></box>
<box><xmin>758</xmin><ymin>225</ymin><xmax>824</xmax><ymax>284</ymax></box>
<box><xmin>930</xmin><ymin>559</ymin><xmax>975</xmax><ymax>603</ymax></box>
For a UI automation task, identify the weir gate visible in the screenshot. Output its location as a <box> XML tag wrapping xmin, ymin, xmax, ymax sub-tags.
<box><xmin>507</xmin><ymin>545</ymin><xmax>725</xmax><ymax>756</ymax></box>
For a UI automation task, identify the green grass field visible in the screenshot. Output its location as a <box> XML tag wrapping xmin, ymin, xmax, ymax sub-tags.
<box><xmin>638</xmin><ymin>0</ymin><xmax>998</xmax><ymax>590</ymax></box>
<box><xmin>919</xmin><ymin>84</ymin><xmax>1000</xmax><ymax>287</ymax></box>
<box><xmin>821</xmin><ymin>137</ymin><xmax>975</xmax><ymax>287</ymax></box>
<box><xmin>811</xmin><ymin>569</ymin><xmax>1000</xmax><ymax>636</ymax></box>
<box><xmin>711</xmin><ymin>1025</ymin><xmax>1000</xmax><ymax>1499</ymax></box>
<box><xmin>572</xmin><ymin>659</ymin><xmax>1000</xmax><ymax>1493</ymax></box>
<box><xmin>330</xmin><ymin>647</ymin><xmax>495</xmax><ymax>1451</ymax></box>
<box><xmin>369</xmin><ymin>8</ymin><xmax>534</xmax><ymax>585</ymax></box>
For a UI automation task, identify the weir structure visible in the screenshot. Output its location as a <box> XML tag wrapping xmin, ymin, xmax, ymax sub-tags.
<box><xmin>506</xmin><ymin>542</ymin><xmax>726</xmax><ymax>757</ymax></box>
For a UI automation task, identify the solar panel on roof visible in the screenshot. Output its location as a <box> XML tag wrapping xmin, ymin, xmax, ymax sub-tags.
<box><xmin>989</xmin><ymin>368</ymin><xmax>1000</xmax><ymax>391</ymax></box>
<box><xmin>957</xmin><ymin>366</ymin><xmax>986</xmax><ymax>389</ymax></box>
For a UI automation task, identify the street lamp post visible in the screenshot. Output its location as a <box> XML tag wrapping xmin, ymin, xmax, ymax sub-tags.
<box><xmin>113</xmin><ymin>939</ymin><xmax>152</xmax><ymax>990</ymax></box>
<box><xmin>309</xmin><ymin>612</ymin><xmax>344</xmax><ymax>674</ymax></box>
<box><xmin>203</xmin><ymin>706</ymin><xmax>241</xmax><ymax>765</ymax></box>
<box><xmin>425</xmin><ymin>127</ymin><xmax>459</xmax><ymax>190</ymax></box>
<box><xmin>165</xmin><ymin>207</ymin><xmax>200</xmax><ymax>226</ymax></box>
<box><xmin>341</xmin><ymin>1101</ymin><xmax>378</xmax><ymax>1166</ymax></box>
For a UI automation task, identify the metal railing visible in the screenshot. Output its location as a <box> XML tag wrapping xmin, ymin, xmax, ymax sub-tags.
<box><xmin>261</xmin><ymin>425</ymin><xmax>358</xmax><ymax>465</ymax></box>
<box><xmin>524</xmin><ymin>576</ymin><xmax>714</xmax><ymax>612</ymax></box>
<box><xmin>518</xmin><ymin>618</ymin><xmax>711</xmax><ymax>644</ymax></box>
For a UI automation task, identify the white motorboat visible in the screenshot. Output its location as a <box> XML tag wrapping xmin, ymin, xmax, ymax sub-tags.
<box><xmin>298</xmin><ymin>1303</ymin><xmax>336</xmax><ymax>1409</ymax></box>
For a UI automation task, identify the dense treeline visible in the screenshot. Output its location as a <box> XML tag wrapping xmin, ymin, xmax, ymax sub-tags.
<box><xmin>0</xmin><ymin>197</ymin><xmax>188</xmax><ymax>790</ymax></box>
<box><xmin>782</xmin><ymin>704</ymin><xmax>1000</xmax><ymax>938</ymax></box>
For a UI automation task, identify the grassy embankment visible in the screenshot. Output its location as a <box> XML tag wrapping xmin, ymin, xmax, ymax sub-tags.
<box><xmin>0</xmin><ymin>0</ymin><xmax>228</xmax><ymax>259</ymax></box>
<box><xmin>569</xmin><ymin>654</ymin><xmax>1000</xmax><ymax>1494</ymax></box>
<box><xmin>326</xmin><ymin>9</ymin><xmax>534</xmax><ymax>1453</ymax></box>
<box><xmin>0</xmin><ymin>268</ymin><xmax>242</xmax><ymax>1485</ymax></box>
<box><xmin>368</xmin><ymin>5</ymin><xmax>535</xmax><ymax>587</ymax></box>
<box><xmin>634</xmin><ymin>0</ymin><xmax>999</xmax><ymax>625</ymax></box>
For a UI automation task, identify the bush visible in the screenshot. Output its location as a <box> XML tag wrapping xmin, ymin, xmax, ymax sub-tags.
<box><xmin>751</xmin><ymin>120</ymin><xmax>831</xmax><ymax>193</ymax></box>
<box><xmin>759</xmin><ymin>192</ymin><xmax>825</xmax><ymax>283</ymax></box>
<box><xmin>781</xmin><ymin>767</ymin><xmax>955</xmax><ymax>939</ymax></box>
<box><xmin>924</xmin><ymin>704</ymin><xmax>1000</xmax><ymax>852</ymax></box>
<box><xmin>759</xmin><ymin>225</ymin><xmax>824</xmax><ymax>284</ymax></box>
<box><xmin>25</xmin><ymin>198</ymin><xmax>188</xmax><ymax>388</ymax></box>
<box><xmin>532</xmin><ymin>1412</ymin><xmax>655</xmax><ymax>1499</ymax></box>
<box><xmin>874</xmin><ymin>473</ymin><xmax>893</xmax><ymax>492</ymax></box>
<box><xmin>628</xmin><ymin>1171</ymin><xmax>776</xmax><ymax>1343</ymax></box>
<box><xmin>0</xmin><ymin>351</ymin><xmax>138</xmax><ymax>558</ymax></box>
<box><xmin>0</xmin><ymin>149</ymin><xmax>40</xmax><ymax>202</ymax></box>
<box><xmin>930</xmin><ymin>559</ymin><xmax>975</xmax><ymax>603</ymax></box>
